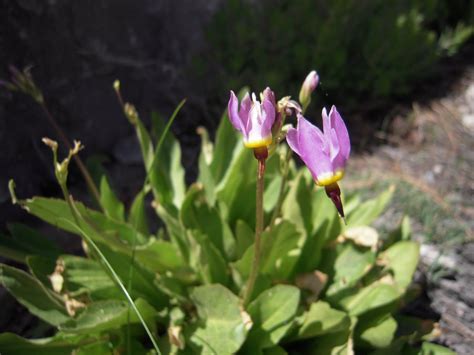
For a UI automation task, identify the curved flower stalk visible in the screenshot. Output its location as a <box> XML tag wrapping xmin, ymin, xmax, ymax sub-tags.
<box><xmin>228</xmin><ymin>88</ymin><xmax>280</xmax><ymax>304</ymax></box>
<box><xmin>286</xmin><ymin>106</ymin><xmax>350</xmax><ymax>218</ymax></box>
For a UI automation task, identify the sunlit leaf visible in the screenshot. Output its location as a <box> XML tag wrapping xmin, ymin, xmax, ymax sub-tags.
<box><xmin>60</xmin><ymin>299</ymin><xmax>156</xmax><ymax>334</ymax></box>
<box><xmin>243</xmin><ymin>285</ymin><xmax>300</xmax><ymax>349</ymax></box>
<box><xmin>187</xmin><ymin>285</ymin><xmax>248</xmax><ymax>354</ymax></box>
<box><xmin>128</xmin><ymin>190</ymin><xmax>150</xmax><ymax>236</ymax></box>
<box><xmin>99</xmin><ymin>175</ymin><xmax>125</xmax><ymax>222</ymax></box>
<box><xmin>295</xmin><ymin>301</ymin><xmax>350</xmax><ymax>340</ymax></box>
<box><xmin>380</xmin><ymin>241</ymin><xmax>419</xmax><ymax>294</ymax></box>
<box><xmin>347</xmin><ymin>185</ymin><xmax>395</xmax><ymax>227</ymax></box>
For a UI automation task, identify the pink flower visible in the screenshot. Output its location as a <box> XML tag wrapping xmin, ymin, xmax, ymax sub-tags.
<box><xmin>286</xmin><ymin>106</ymin><xmax>350</xmax><ymax>217</ymax></box>
<box><xmin>227</xmin><ymin>88</ymin><xmax>277</xmax><ymax>149</ymax></box>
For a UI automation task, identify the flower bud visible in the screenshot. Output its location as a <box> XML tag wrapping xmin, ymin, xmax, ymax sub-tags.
<box><xmin>298</xmin><ymin>70</ymin><xmax>319</xmax><ymax>112</ymax></box>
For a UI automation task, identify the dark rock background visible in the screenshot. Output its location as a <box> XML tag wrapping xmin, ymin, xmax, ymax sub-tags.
<box><xmin>1</xmin><ymin>0</ymin><xmax>224</xmax><ymax>229</ymax></box>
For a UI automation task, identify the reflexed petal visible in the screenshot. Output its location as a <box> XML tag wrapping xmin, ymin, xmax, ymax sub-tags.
<box><xmin>239</xmin><ymin>92</ymin><xmax>251</xmax><ymax>129</ymax></box>
<box><xmin>228</xmin><ymin>91</ymin><xmax>244</xmax><ymax>132</ymax></box>
<box><xmin>285</xmin><ymin>127</ymin><xmax>300</xmax><ymax>156</ymax></box>
<box><xmin>322</xmin><ymin>107</ymin><xmax>331</xmax><ymax>141</ymax></box>
<box><xmin>329</xmin><ymin>128</ymin><xmax>340</xmax><ymax>161</ymax></box>
<box><xmin>329</xmin><ymin>105</ymin><xmax>350</xmax><ymax>161</ymax></box>
<box><xmin>296</xmin><ymin>115</ymin><xmax>333</xmax><ymax>180</ymax></box>
<box><xmin>261</xmin><ymin>97</ymin><xmax>276</xmax><ymax>137</ymax></box>
<box><xmin>246</xmin><ymin>102</ymin><xmax>260</xmax><ymax>140</ymax></box>
<box><xmin>320</xmin><ymin>108</ymin><xmax>331</xmax><ymax>154</ymax></box>
<box><xmin>330</xmin><ymin>127</ymin><xmax>346</xmax><ymax>171</ymax></box>
<box><xmin>262</xmin><ymin>87</ymin><xmax>276</xmax><ymax>106</ymax></box>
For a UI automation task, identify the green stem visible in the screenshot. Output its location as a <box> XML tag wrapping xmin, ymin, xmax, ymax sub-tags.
<box><xmin>126</xmin><ymin>215</ymin><xmax>140</xmax><ymax>355</ymax></box>
<box><xmin>40</xmin><ymin>103</ymin><xmax>103</xmax><ymax>210</ymax></box>
<box><xmin>269</xmin><ymin>148</ymin><xmax>292</xmax><ymax>228</ymax></box>
<box><xmin>244</xmin><ymin>158</ymin><xmax>266</xmax><ymax>306</ymax></box>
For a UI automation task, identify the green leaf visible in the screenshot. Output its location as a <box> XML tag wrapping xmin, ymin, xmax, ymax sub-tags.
<box><xmin>71</xmin><ymin>340</ymin><xmax>115</xmax><ymax>355</ymax></box>
<box><xmin>26</xmin><ymin>255</ymin><xmax>57</xmax><ymax>289</ymax></box>
<box><xmin>19</xmin><ymin>197</ymin><xmax>146</xmax><ymax>247</ymax></box>
<box><xmin>134</xmin><ymin>238</ymin><xmax>186</xmax><ymax>273</ymax></box>
<box><xmin>99</xmin><ymin>175</ymin><xmax>125</xmax><ymax>221</ymax></box>
<box><xmin>215</xmin><ymin>144</ymin><xmax>280</xmax><ymax>230</ymax></box>
<box><xmin>347</xmin><ymin>185</ymin><xmax>395</xmax><ymax>227</ymax></box>
<box><xmin>153</xmin><ymin>203</ymin><xmax>189</xmax><ymax>262</ymax></box>
<box><xmin>235</xmin><ymin>219</ymin><xmax>254</xmax><ymax>259</ymax></box>
<box><xmin>216</xmin><ymin>143</ymin><xmax>256</xmax><ymax>228</ymax></box>
<box><xmin>0</xmin><ymin>223</ymin><xmax>60</xmax><ymax>263</ymax></box>
<box><xmin>0</xmin><ymin>333</ymin><xmax>107</xmax><ymax>355</ymax></box>
<box><xmin>197</xmin><ymin>126</ymin><xmax>216</xmax><ymax>205</ymax></box>
<box><xmin>188</xmin><ymin>284</ymin><xmax>248</xmax><ymax>354</ymax></box>
<box><xmin>420</xmin><ymin>342</ymin><xmax>456</xmax><ymax>354</ymax></box>
<box><xmin>181</xmin><ymin>185</ymin><xmax>235</xmax><ymax>260</ymax></box>
<box><xmin>244</xmin><ymin>285</ymin><xmax>300</xmax><ymax>349</ymax></box>
<box><xmin>128</xmin><ymin>190</ymin><xmax>150</xmax><ymax>236</ymax></box>
<box><xmin>97</xmin><ymin>246</ymin><xmax>169</xmax><ymax>309</ymax></box>
<box><xmin>356</xmin><ymin>314</ymin><xmax>397</xmax><ymax>349</ymax></box>
<box><xmin>149</xmin><ymin>112</ymin><xmax>186</xmax><ymax>209</ymax></box>
<box><xmin>295</xmin><ymin>186</ymin><xmax>342</xmax><ymax>274</ymax></box>
<box><xmin>381</xmin><ymin>241</ymin><xmax>419</xmax><ymax>294</ymax></box>
<box><xmin>189</xmin><ymin>229</ymin><xmax>230</xmax><ymax>285</ymax></box>
<box><xmin>0</xmin><ymin>264</ymin><xmax>70</xmax><ymax>326</ymax></box>
<box><xmin>60</xmin><ymin>299</ymin><xmax>156</xmax><ymax>334</ymax></box>
<box><xmin>339</xmin><ymin>281</ymin><xmax>400</xmax><ymax>316</ymax></box>
<box><xmin>234</xmin><ymin>221</ymin><xmax>303</xmax><ymax>282</ymax></box>
<box><xmin>281</xmin><ymin>172</ymin><xmax>313</xmax><ymax>236</ymax></box>
<box><xmin>263</xmin><ymin>175</ymin><xmax>281</xmax><ymax>213</ymax></box>
<box><xmin>299</xmin><ymin>316</ymin><xmax>356</xmax><ymax>355</ymax></box>
<box><xmin>263</xmin><ymin>346</ymin><xmax>287</xmax><ymax>355</ymax></box>
<box><xmin>133</xmin><ymin>116</ymin><xmax>155</xmax><ymax>170</ymax></box>
<box><xmin>323</xmin><ymin>242</ymin><xmax>376</xmax><ymax>298</ymax></box>
<box><xmin>60</xmin><ymin>256</ymin><xmax>119</xmax><ymax>299</ymax></box>
<box><xmin>296</xmin><ymin>301</ymin><xmax>350</xmax><ymax>340</ymax></box>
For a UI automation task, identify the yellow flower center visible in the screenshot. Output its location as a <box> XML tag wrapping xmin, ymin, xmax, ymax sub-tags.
<box><xmin>316</xmin><ymin>170</ymin><xmax>344</xmax><ymax>186</ymax></box>
<box><xmin>243</xmin><ymin>135</ymin><xmax>273</xmax><ymax>148</ymax></box>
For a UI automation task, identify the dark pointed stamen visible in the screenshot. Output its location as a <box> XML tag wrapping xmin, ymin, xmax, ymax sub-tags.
<box><xmin>325</xmin><ymin>182</ymin><xmax>345</xmax><ymax>219</ymax></box>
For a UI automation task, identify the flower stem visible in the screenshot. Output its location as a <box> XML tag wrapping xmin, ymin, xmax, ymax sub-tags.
<box><xmin>244</xmin><ymin>157</ymin><xmax>266</xmax><ymax>306</ymax></box>
<box><xmin>40</xmin><ymin>103</ymin><xmax>103</xmax><ymax>211</ymax></box>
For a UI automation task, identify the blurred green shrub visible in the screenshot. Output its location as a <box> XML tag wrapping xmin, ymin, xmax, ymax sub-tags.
<box><xmin>194</xmin><ymin>0</ymin><xmax>473</xmax><ymax>111</ymax></box>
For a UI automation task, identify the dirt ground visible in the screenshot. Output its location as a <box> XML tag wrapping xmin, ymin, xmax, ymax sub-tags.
<box><xmin>346</xmin><ymin>67</ymin><xmax>474</xmax><ymax>353</ymax></box>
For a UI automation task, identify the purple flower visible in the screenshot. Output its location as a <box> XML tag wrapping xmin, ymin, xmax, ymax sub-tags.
<box><xmin>228</xmin><ymin>88</ymin><xmax>277</xmax><ymax>149</ymax></box>
<box><xmin>286</xmin><ymin>106</ymin><xmax>350</xmax><ymax>217</ymax></box>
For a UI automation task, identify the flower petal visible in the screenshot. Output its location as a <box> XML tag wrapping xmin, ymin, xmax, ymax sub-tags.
<box><xmin>319</xmin><ymin>107</ymin><xmax>332</xmax><ymax>155</ymax></box>
<box><xmin>296</xmin><ymin>114</ymin><xmax>333</xmax><ymax>181</ymax></box>
<box><xmin>285</xmin><ymin>127</ymin><xmax>300</xmax><ymax>156</ymax></box>
<box><xmin>228</xmin><ymin>91</ymin><xmax>244</xmax><ymax>132</ymax></box>
<box><xmin>261</xmin><ymin>97</ymin><xmax>276</xmax><ymax>137</ymax></box>
<box><xmin>239</xmin><ymin>92</ymin><xmax>251</xmax><ymax>130</ymax></box>
<box><xmin>262</xmin><ymin>87</ymin><xmax>276</xmax><ymax>106</ymax></box>
<box><xmin>329</xmin><ymin>105</ymin><xmax>350</xmax><ymax>162</ymax></box>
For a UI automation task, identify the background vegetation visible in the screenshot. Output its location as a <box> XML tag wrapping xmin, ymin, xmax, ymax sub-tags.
<box><xmin>194</xmin><ymin>0</ymin><xmax>473</xmax><ymax>114</ymax></box>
